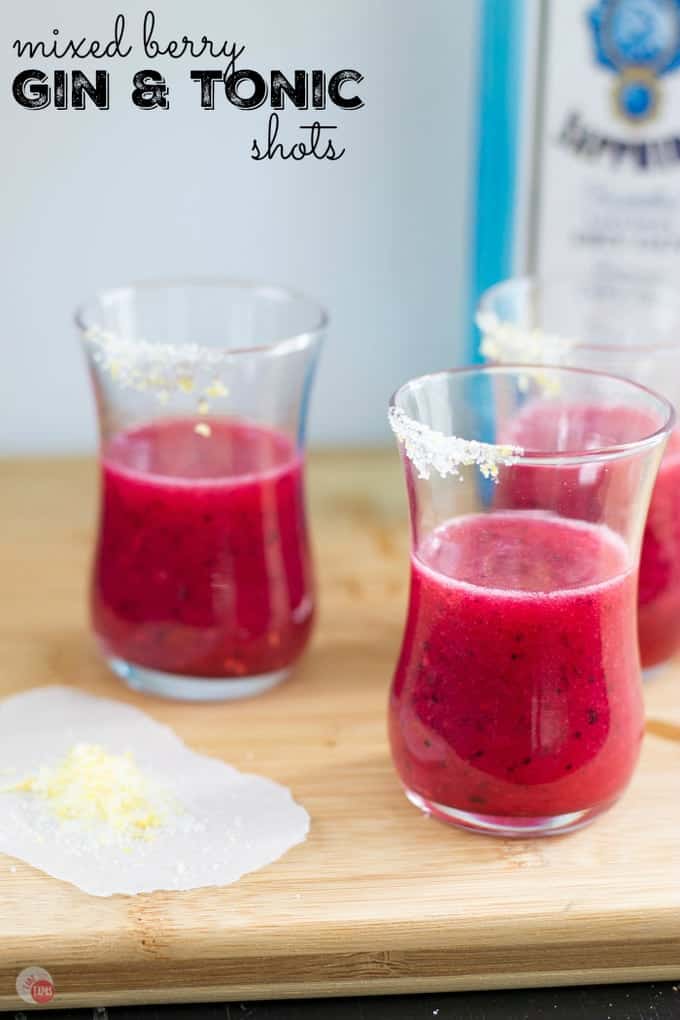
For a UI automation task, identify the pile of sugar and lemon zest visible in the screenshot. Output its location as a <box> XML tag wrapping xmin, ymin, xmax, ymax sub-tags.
<box><xmin>83</xmin><ymin>326</ymin><xmax>230</xmax><ymax>412</ymax></box>
<box><xmin>0</xmin><ymin>687</ymin><xmax>309</xmax><ymax>897</ymax></box>
<box><xmin>388</xmin><ymin>406</ymin><xmax>523</xmax><ymax>482</ymax></box>
<box><xmin>1</xmin><ymin>743</ymin><xmax>171</xmax><ymax>846</ymax></box>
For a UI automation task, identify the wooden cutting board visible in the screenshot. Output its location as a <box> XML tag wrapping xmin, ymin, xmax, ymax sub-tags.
<box><xmin>0</xmin><ymin>450</ymin><xmax>678</xmax><ymax>1010</ymax></box>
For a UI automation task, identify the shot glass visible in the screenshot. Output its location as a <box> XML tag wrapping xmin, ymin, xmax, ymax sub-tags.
<box><xmin>77</xmin><ymin>279</ymin><xmax>326</xmax><ymax>701</ymax></box>
<box><xmin>388</xmin><ymin>365</ymin><xmax>672</xmax><ymax>836</ymax></box>
<box><xmin>478</xmin><ymin>277</ymin><xmax>680</xmax><ymax>673</ymax></box>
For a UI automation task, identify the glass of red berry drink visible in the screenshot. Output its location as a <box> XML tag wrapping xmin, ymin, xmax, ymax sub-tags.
<box><xmin>77</xmin><ymin>280</ymin><xmax>325</xmax><ymax>701</ymax></box>
<box><xmin>388</xmin><ymin>365</ymin><xmax>672</xmax><ymax>836</ymax></box>
<box><xmin>478</xmin><ymin>277</ymin><xmax>680</xmax><ymax>675</ymax></box>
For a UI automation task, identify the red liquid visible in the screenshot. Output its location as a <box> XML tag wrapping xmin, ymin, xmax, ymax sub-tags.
<box><xmin>92</xmin><ymin>418</ymin><xmax>314</xmax><ymax>679</ymax></box>
<box><xmin>501</xmin><ymin>402</ymin><xmax>680</xmax><ymax>668</ymax></box>
<box><xmin>638</xmin><ymin>433</ymin><xmax>680</xmax><ymax>667</ymax></box>
<box><xmin>389</xmin><ymin>512</ymin><xmax>642</xmax><ymax>821</ymax></box>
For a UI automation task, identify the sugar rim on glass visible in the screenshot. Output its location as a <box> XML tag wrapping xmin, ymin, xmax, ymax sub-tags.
<box><xmin>76</xmin><ymin>278</ymin><xmax>327</xmax><ymax>411</ymax></box>
<box><xmin>388</xmin><ymin>406</ymin><xmax>523</xmax><ymax>482</ymax></box>
<box><xmin>389</xmin><ymin>366</ymin><xmax>675</xmax><ymax>472</ymax></box>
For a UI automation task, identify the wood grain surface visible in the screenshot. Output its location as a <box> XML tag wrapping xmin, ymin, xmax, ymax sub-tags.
<box><xmin>0</xmin><ymin>450</ymin><xmax>678</xmax><ymax>1010</ymax></box>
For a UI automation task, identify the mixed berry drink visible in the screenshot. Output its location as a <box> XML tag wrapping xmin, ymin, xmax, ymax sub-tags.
<box><xmin>389</xmin><ymin>511</ymin><xmax>642</xmax><ymax>827</ymax></box>
<box><xmin>637</xmin><ymin>430</ymin><xmax>680</xmax><ymax>667</ymax></box>
<box><xmin>501</xmin><ymin>402</ymin><xmax>680</xmax><ymax>669</ymax></box>
<box><xmin>92</xmin><ymin>418</ymin><xmax>313</xmax><ymax>682</ymax></box>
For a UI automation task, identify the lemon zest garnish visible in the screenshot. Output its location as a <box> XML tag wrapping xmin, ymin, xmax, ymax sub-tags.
<box><xmin>2</xmin><ymin>744</ymin><xmax>164</xmax><ymax>841</ymax></box>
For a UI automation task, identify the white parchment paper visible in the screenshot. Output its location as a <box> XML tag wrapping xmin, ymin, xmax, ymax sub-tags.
<box><xmin>0</xmin><ymin>686</ymin><xmax>309</xmax><ymax>896</ymax></box>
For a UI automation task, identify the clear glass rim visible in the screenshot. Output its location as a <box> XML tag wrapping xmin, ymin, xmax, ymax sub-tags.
<box><xmin>476</xmin><ymin>274</ymin><xmax>680</xmax><ymax>354</ymax></box>
<box><xmin>74</xmin><ymin>276</ymin><xmax>328</xmax><ymax>358</ymax></box>
<box><xmin>389</xmin><ymin>364</ymin><xmax>676</xmax><ymax>466</ymax></box>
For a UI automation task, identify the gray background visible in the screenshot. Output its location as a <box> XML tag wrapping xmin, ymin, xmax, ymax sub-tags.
<box><xmin>1</xmin><ymin>0</ymin><xmax>478</xmax><ymax>453</ymax></box>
